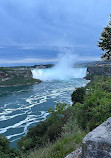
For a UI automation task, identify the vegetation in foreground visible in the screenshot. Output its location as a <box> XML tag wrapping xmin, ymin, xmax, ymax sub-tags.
<box><xmin>74</xmin><ymin>75</ymin><xmax>111</xmax><ymax>130</ymax></box>
<box><xmin>0</xmin><ymin>135</ymin><xmax>20</xmax><ymax>158</ymax></box>
<box><xmin>23</xmin><ymin>120</ymin><xmax>86</xmax><ymax>158</ymax></box>
<box><xmin>17</xmin><ymin>103</ymin><xmax>74</xmax><ymax>153</ymax></box>
<box><xmin>17</xmin><ymin>75</ymin><xmax>111</xmax><ymax>158</ymax></box>
<box><xmin>1</xmin><ymin>75</ymin><xmax>111</xmax><ymax>158</ymax></box>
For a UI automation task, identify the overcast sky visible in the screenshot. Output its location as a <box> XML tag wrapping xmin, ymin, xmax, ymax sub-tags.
<box><xmin>0</xmin><ymin>0</ymin><xmax>111</xmax><ymax>66</ymax></box>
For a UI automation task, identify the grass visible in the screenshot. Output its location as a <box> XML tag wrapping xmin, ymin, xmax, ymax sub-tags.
<box><xmin>22</xmin><ymin>120</ymin><xmax>87</xmax><ymax>158</ymax></box>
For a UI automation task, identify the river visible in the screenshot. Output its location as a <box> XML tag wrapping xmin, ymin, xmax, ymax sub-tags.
<box><xmin>0</xmin><ymin>67</ymin><xmax>88</xmax><ymax>147</ymax></box>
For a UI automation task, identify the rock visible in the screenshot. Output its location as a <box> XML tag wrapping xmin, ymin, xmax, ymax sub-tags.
<box><xmin>87</xmin><ymin>65</ymin><xmax>111</xmax><ymax>76</ymax></box>
<box><xmin>0</xmin><ymin>69</ymin><xmax>32</xmax><ymax>79</ymax></box>
<box><xmin>82</xmin><ymin>117</ymin><xmax>111</xmax><ymax>158</ymax></box>
<box><xmin>65</xmin><ymin>147</ymin><xmax>82</xmax><ymax>158</ymax></box>
<box><xmin>0</xmin><ymin>68</ymin><xmax>41</xmax><ymax>87</ymax></box>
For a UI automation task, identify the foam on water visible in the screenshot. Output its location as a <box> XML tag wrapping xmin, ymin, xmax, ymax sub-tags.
<box><xmin>0</xmin><ymin>111</ymin><xmax>49</xmax><ymax>135</ymax></box>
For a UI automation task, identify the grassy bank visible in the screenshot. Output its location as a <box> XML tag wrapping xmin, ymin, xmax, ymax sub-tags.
<box><xmin>24</xmin><ymin>120</ymin><xmax>86</xmax><ymax>158</ymax></box>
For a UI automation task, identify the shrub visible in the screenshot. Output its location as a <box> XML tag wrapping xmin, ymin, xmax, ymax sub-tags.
<box><xmin>0</xmin><ymin>135</ymin><xmax>19</xmax><ymax>158</ymax></box>
<box><xmin>74</xmin><ymin>76</ymin><xmax>111</xmax><ymax>130</ymax></box>
<box><xmin>17</xmin><ymin>103</ymin><xmax>73</xmax><ymax>153</ymax></box>
<box><xmin>71</xmin><ymin>87</ymin><xmax>86</xmax><ymax>104</ymax></box>
<box><xmin>22</xmin><ymin>119</ymin><xmax>87</xmax><ymax>158</ymax></box>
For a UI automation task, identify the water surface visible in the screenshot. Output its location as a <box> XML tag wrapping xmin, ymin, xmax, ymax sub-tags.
<box><xmin>0</xmin><ymin>69</ymin><xmax>88</xmax><ymax>147</ymax></box>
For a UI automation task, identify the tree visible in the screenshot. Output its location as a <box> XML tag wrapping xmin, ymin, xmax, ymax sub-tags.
<box><xmin>17</xmin><ymin>103</ymin><xmax>72</xmax><ymax>153</ymax></box>
<box><xmin>98</xmin><ymin>15</ymin><xmax>111</xmax><ymax>61</ymax></box>
<box><xmin>0</xmin><ymin>135</ymin><xmax>19</xmax><ymax>158</ymax></box>
<box><xmin>71</xmin><ymin>87</ymin><xmax>85</xmax><ymax>104</ymax></box>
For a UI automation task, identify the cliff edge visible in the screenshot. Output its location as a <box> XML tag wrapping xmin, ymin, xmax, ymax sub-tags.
<box><xmin>0</xmin><ymin>67</ymin><xmax>41</xmax><ymax>87</ymax></box>
<box><xmin>86</xmin><ymin>64</ymin><xmax>111</xmax><ymax>78</ymax></box>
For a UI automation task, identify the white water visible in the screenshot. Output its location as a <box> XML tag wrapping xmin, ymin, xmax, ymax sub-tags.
<box><xmin>32</xmin><ymin>53</ymin><xmax>87</xmax><ymax>81</ymax></box>
<box><xmin>32</xmin><ymin>67</ymin><xmax>86</xmax><ymax>81</ymax></box>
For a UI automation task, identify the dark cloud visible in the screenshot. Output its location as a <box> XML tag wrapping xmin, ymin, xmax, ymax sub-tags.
<box><xmin>0</xmin><ymin>0</ymin><xmax>110</xmax><ymax>65</ymax></box>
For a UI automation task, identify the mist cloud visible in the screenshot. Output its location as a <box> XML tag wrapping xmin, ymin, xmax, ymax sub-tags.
<box><xmin>32</xmin><ymin>53</ymin><xmax>87</xmax><ymax>81</ymax></box>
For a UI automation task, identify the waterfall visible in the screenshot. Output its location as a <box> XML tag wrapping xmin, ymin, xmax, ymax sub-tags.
<box><xmin>31</xmin><ymin>53</ymin><xmax>87</xmax><ymax>81</ymax></box>
<box><xmin>32</xmin><ymin>67</ymin><xmax>86</xmax><ymax>81</ymax></box>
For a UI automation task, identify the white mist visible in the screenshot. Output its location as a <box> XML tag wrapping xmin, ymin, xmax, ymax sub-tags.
<box><xmin>32</xmin><ymin>53</ymin><xmax>87</xmax><ymax>81</ymax></box>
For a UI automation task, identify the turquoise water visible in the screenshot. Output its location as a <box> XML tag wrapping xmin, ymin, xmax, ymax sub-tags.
<box><xmin>0</xmin><ymin>73</ymin><xmax>88</xmax><ymax>147</ymax></box>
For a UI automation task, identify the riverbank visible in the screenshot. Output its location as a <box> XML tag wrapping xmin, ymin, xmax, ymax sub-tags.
<box><xmin>0</xmin><ymin>79</ymin><xmax>41</xmax><ymax>87</ymax></box>
<box><xmin>0</xmin><ymin>67</ymin><xmax>41</xmax><ymax>87</ymax></box>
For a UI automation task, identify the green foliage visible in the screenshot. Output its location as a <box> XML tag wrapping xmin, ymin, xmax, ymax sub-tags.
<box><xmin>0</xmin><ymin>77</ymin><xmax>40</xmax><ymax>86</ymax></box>
<box><xmin>0</xmin><ymin>134</ymin><xmax>19</xmax><ymax>158</ymax></box>
<box><xmin>98</xmin><ymin>15</ymin><xmax>111</xmax><ymax>60</ymax></box>
<box><xmin>17</xmin><ymin>103</ymin><xmax>73</xmax><ymax>153</ymax></box>
<box><xmin>74</xmin><ymin>76</ymin><xmax>111</xmax><ymax>130</ymax></box>
<box><xmin>22</xmin><ymin>120</ymin><xmax>87</xmax><ymax>158</ymax></box>
<box><xmin>71</xmin><ymin>87</ymin><xmax>86</xmax><ymax>104</ymax></box>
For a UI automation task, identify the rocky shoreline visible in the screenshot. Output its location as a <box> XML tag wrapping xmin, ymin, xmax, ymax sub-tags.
<box><xmin>0</xmin><ymin>67</ymin><xmax>41</xmax><ymax>87</ymax></box>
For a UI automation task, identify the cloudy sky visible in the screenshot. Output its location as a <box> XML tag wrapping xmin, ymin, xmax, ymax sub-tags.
<box><xmin>0</xmin><ymin>0</ymin><xmax>111</xmax><ymax>66</ymax></box>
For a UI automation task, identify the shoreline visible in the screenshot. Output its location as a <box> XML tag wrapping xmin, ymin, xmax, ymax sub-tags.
<box><xmin>0</xmin><ymin>80</ymin><xmax>41</xmax><ymax>88</ymax></box>
<box><xmin>0</xmin><ymin>67</ymin><xmax>42</xmax><ymax>87</ymax></box>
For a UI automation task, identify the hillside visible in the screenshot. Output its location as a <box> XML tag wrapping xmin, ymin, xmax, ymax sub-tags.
<box><xmin>0</xmin><ymin>67</ymin><xmax>41</xmax><ymax>87</ymax></box>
